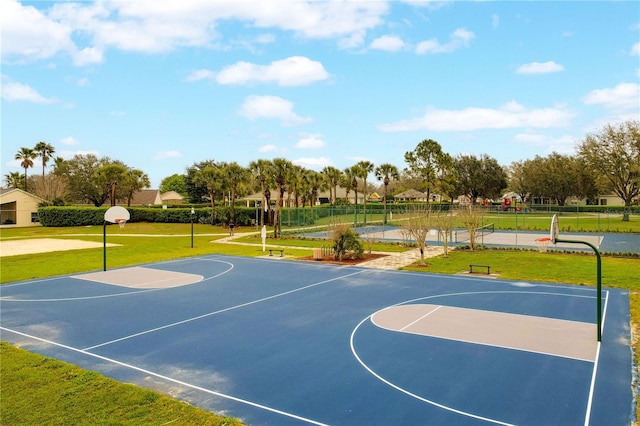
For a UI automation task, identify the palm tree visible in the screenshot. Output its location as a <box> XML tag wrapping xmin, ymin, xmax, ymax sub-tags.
<box><xmin>33</xmin><ymin>141</ymin><xmax>55</xmax><ymax>179</ymax></box>
<box><xmin>196</xmin><ymin>165</ymin><xmax>223</xmax><ymax>223</ymax></box>
<box><xmin>356</xmin><ymin>160</ymin><xmax>374</xmax><ymax>224</ymax></box>
<box><xmin>95</xmin><ymin>163</ymin><xmax>128</xmax><ymax>206</ymax></box>
<box><xmin>4</xmin><ymin>172</ymin><xmax>23</xmax><ymax>189</ymax></box>
<box><xmin>321</xmin><ymin>166</ymin><xmax>342</xmax><ymax>205</ymax></box>
<box><xmin>271</xmin><ymin>158</ymin><xmax>293</xmax><ymax>238</ymax></box>
<box><xmin>375</xmin><ymin>163</ymin><xmax>399</xmax><ymax>224</ymax></box>
<box><xmin>222</xmin><ymin>162</ymin><xmax>250</xmax><ymax>223</ymax></box>
<box><xmin>15</xmin><ymin>147</ymin><xmax>36</xmax><ymax>192</ymax></box>
<box><xmin>124</xmin><ymin>169</ymin><xmax>150</xmax><ymax>206</ymax></box>
<box><xmin>249</xmin><ymin>159</ymin><xmax>272</xmax><ymax>225</ymax></box>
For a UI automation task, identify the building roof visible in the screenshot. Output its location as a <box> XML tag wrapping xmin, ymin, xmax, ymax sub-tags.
<box><xmin>129</xmin><ymin>189</ymin><xmax>162</xmax><ymax>205</ymax></box>
<box><xmin>394</xmin><ymin>189</ymin><xmax>428</xmax><ymax>199</ymax></box>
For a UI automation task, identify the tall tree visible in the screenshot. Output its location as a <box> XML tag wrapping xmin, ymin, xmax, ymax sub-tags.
<box><xmin>578</xmin><ymin>120</ymin><xmax>640</xmax><ymax>219</ymax></box>
<box><xmin>321</xmin><ymin>166</ymin><xmax>342</xmax><ymax>205</ymax></box>
<box><xmin>185</xmin><ymin>160</ymin><xmax>217</xmax><ymax>204</ymax></box>
<box><xmin>15</xmin><ymin>147</ymin><xmax>36</xmax><ymax>192</ymax></box>
<box><xmin>356</xmin><ymin>160</ymin><xmax>374</xmax><ymax>224</ymax></box>
<box><xmin>375</xmin><ymin>163</ymin><xmax>399</xmax><ymax>224</ymax></box>
<box><xmin>124</xmin><ymin>169</ymin><xmax>151</xmax><ymax>206</ymax></box>
<box><xmin>455</xmin><ymin>154</ymin><xmax>507</xmax><ymax>203</ymax></box>
<box><xmin>33</xmin><ymin>141</ymin><xmax>55</xmax><ymax>179</ymax></box>
<box><xmin>271</xmin><ymin>158</ymin><xmax>293</xmax><ymax>238</ymax></box>
<box><xmin>249</xmin><ymin>159</ymin><xmax>273</xmax><ymax>225</ymax></box>
<box><xmin>159</xmin><ymin>174</ymin><xmax>188</xmax><ymax>196</ymax></box>
<box><xmin>404</xmin><ymin>139</ymin><xmax>449</xmax><ymax>204</ymax></box>
<box><xmin>4</xmin><ymin>172</ymin><xmax>23</xmax><ymax>189</ymax></box>
<box><xmin>222</xmin><ymin>162</ymin><xmax>249</xmax><ymax>223</ymax></box>
<box><xmin>195</xmin><ymin>165</ymin><xmax>223</xmax><ymax>223</ymax></box>
<box><xmin>95</xmin><ymin>163</ymin><xmax>128</xmax><ymax>206</ymax></box>
<box><xmin>62</xmin><ymin>154</ymin><xmax>110</xmax><ymax>206</ymax></box>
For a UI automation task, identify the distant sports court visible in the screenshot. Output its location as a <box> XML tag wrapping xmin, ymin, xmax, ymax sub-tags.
<box><xmin>0</xmin><ymin>255</ymin><xmax>632</xmax><ymax>425</ymax></box>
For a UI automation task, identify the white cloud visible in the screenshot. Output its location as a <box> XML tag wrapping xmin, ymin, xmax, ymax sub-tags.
<box><xmin>259</xmin><ymin>144</ymin><xmax>278</xmax><ymax>153</ymax></box>
<box><xmin>185</xmin><ymin>69</ymin><xmax>216</xmax><ymax>82</ymax></box>
<box><xmin>295</xmin><ymin>134</ymin><xmax>326</xmax><ymax>149</ymax></box>
<box><xmin>0</xmin><ymin>76</ymin><xmax>55</xmax><ymax>104</ymax></box>
<box><xmin>369</xmin><ymin>35</ymin><xmax>406</xmax><ymax>52</ymax></box>
<box><xmin>582</xmin><ymin>82</ymin><xmax>639</xmax><ymax>112</ymax></box>
<box><xmin>238</xmin><ymin>95</ymin><xmax>312</xmax><ymax>127</ymax></box>
<box><xmin>492</xmin><ymin>14</ymin><xmax>500</xmax><ymax>29</ymax></box>
<box><xmin>0</xmin><ymin>0</ymin><xmax>74</xmax><ymax>63</ymax></box>
<box><xmin>631</xmin><ymin>42</ymin><xmax>640</xmax><ymax>56</ymax></box>
<box><xmin>378</xmin><ymin>101</ymin><xmax>575</xmax><ymax>132</ymax></box>
<box><xmin>153</xmin><ymin>150</ymin><xmax>183</xmax><ymax>160</ymax></box>
<box><xmin>214</xmin><ymin>56</ymin><xmax>330</xmax><ymax>86</ymax></box>
<box><xmin>60</xmin><ymin>136</ymin><xmax>79</xmax><ymax>146</ymax></box>
<box><xmin>293</xmin><ymin>156</ymin><xmax>333</xmax><ymax>170</ymax></box>
<box><xmin>513</xmin><ymin>133</ymin><xmax>575</xmax><ymax>155</ymax></box>
<box><xmin>516</xmin><ymin>61</ymin><xmax>565</xmax><ymax>75</ymax></box>
<box><xmin>415</xmin><ymin>27</ymin><xmax>475</xmax><ymax>54</ymax></box>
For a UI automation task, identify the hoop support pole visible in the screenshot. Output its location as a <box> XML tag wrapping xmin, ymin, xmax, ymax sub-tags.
<box><xmin>555</xmin><ymin>237</ymin><xmax>602</xmax><ymax>342</ymax></box>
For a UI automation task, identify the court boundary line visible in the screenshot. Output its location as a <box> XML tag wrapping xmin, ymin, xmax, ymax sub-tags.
<box><xmin>1</xmin><ymin>327</ymin><xmax>328</xmax><ymax>426</ymax></box>
<box><xmin>83</xmin><ymin>269</ymin><xmax>366</xmax><ymax>351</ymax></box>
<box><xmin>351</xmin><ymin>289</ymin><xmax>608</xmax><ymax>425</ymax></box>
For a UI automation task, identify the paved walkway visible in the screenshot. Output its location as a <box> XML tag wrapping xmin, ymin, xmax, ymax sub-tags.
<box><xmin>217</xmin><ymin>232</ymin><xmax>445</xmax><ymax>270</ymax></box>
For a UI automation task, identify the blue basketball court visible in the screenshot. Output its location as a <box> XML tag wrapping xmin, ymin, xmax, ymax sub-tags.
<box><xmin>0</xmin><ymin>255</ymin><xmax>633</xmax><ymax>425</ymax></box>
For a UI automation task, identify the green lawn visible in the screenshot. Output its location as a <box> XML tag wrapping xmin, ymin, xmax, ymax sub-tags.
<box><xmin>0</xmin><ymin>342</ymin><xmax>242</xmax><ymax>426</ymax></box>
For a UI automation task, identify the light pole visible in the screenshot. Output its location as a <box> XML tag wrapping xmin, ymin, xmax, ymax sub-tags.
<box><xmin>190</xmin><ymin>207</ymin><xmax>195</xmax><ymax>248</ymax></box>
<box><xmin>352</xmin><ymin>177</ymin><xmax>358</xmax><ymax>227</ymax></box>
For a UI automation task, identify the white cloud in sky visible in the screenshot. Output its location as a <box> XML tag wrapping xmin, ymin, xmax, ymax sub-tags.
<box><xmin>293</xmin><ymin>156</ymin><xmax>332</xmax><ymax>170</ymax></box>
<box><xmin>5</xmin><ymin>0</ymin><xmax>388</xmax><ymax>65</ymax></box>
<box><xmin>492</xmin><ymin>14</ymin><xmax>500</xmax><ymax>29</ymax></box>
<box><xmin>60</xmin><ymin>136</ymin><xmax>79</xmax><ymax>146</ymax></box>
<box><xmin>212</xmin><ymin>56</ymin><xmax>330</xmax><ymax>86</ymax></box>
<box><xmin>238</xmin><ymin>95</ymin><xmax>312</xmax><ymax>127</ymax></box>
<box><xmin>415</xmin><ymin>27</ymin><xmax>474</xmax><ymax>54</ymax></box>
<box><xmin>0</xmin><ymin>76</ymin><xmax>55</xmax><ymax>104</ymax></box>
<box><xmin>582</xmin><ymin>82</ymin><xmax>639</xmax><ymax>112</ymax></box>
<box><xmin>259</xmin><ymin>144</ymin><xmax>278</xmax><ymax>153</ymax></box>
<box><xmin>513</xmin><ymin>133</ymin><xmax>575</xmax><ymax>155</ymax></box>
<box><xmin>295</xmin><ymin>134</ymin><xmax>326</xmax><ymax>149</ymax></box>
<box><xmin>378</xmin><ymin>101</ymin><xmax>575</xmax><ymax>132</ymax></box>
<box><xmin>369</xmin><ymin>35</ymin><xmax>406</xmax><ymax>52</ymax></box>
<box><xmin>153</xmin><ymin>150</ymin><xmax>183</xmax><ymax>160</ymax></box>
<box><xmin>516</xmin><ymin>61</ymin><xmax>565</xmax><ymax>74</ymax></box>
<box><xmin>631</xmin><ymin>42</ymin><xmax>640</xmax><ymax>56</ymax></box>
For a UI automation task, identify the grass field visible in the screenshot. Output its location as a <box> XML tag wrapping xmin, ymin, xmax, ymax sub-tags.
<box><xmin>1</xmin><ymin>222</ymin><xmax>638</xmax><ymax>422</ymax></box>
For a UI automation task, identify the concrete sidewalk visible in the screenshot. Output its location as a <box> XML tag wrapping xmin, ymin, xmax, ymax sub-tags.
<box><xmin>217</xmin><ymin>232</ymin><xmax>444</xmax><ymax>270</ymax></box>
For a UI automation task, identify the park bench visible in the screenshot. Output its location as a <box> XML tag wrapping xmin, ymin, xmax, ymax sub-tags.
<box><xmin>469</xmin><ymin>264</ymin><xmax>491</xmax><ymax>275</ymax></box>
<box><xmin>269</xmin><ymin>249</ymin><xmax>285</xmax><ymax>257</ymax></box>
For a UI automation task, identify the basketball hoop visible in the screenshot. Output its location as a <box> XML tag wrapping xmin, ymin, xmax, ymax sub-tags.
<box><xmin>115</xmin><ymin>218</ymin><xmax>127</xmax><ymax>229</ymax></box>
<box><xmin>535</xmin><ymin>237</ymin><xmax>551</xmax><ymax>253</ymax></box>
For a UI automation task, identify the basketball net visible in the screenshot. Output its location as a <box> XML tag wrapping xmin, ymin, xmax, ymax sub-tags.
<box><xmin>115</xmin><ymin>218</ymin><xmax>127</xmax><ymax>229</ymax></box>
<box><xmin>534</xmin><ymin>237</ymin><xmax>550</xmax><ymax>253</ymax></box>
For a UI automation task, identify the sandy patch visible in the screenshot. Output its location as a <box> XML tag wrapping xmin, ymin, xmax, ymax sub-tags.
<box><xmin>0</xmin><ymin>238</ymin><xmax>119</xmax><ymax>257</ymax></box>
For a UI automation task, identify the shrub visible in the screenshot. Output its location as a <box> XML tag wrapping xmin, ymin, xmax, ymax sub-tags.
<box><xmin>330</xmin><ymin>223</ymin><xmax>363</xmax><ymax>260</ymax></box>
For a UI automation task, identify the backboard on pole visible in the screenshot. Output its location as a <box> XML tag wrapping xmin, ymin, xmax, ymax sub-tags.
<box><xmin>105</xmin><ymin>206</ymin><xmax>130</xmax><ymax>226</ymax></box>
<box><xmin>550</xmin><ymin>214</ymin><xmax>559</xmax><ymax>244</ymax></box>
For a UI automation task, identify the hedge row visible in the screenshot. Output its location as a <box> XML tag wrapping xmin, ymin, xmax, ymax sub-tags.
<box><xmin>37</xmin><ymin>206</ymin><xmax>256</xmax><ymax>227</ymax></box>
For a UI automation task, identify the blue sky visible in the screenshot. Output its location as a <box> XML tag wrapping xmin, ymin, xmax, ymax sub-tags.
<box><xmin>2</xmin><ymin>0</ymin><xmax>639</xmax><ymax>188</ymax></box>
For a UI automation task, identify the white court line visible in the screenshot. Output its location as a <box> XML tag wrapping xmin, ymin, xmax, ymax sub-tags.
<box><xmin>1</xmin><ymin>327</ymin><xmax>327</xmax><ymax>426</ymax></box>
<box><xmin>400</xmin><ymin>305</ymin><xmax>441</xmax><ymax>331</ymax></box>
<box><xmin>84</xmin><ymin>269</ymin><xmax>366</xmax><ymax>351</ymax></box>
<box><xmin>0</xmin><ymin>260</ymin><xmax>234</xmax><ymax>302</ymax></box>
<box><xmin>352</xmin><ymin>289</ymin><xmax>606</xmax><ymax>425</ymax></box>
<box><xmin>584</xmin><ymin>290</ymin><xmax>609</xmax><ymax>426</ymax></box>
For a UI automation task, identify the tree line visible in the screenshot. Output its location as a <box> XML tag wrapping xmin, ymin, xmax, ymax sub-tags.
<box><xmin>6</xmin><ymin>120</ymin><xmax>639</xmax><ymax>226</ymax></box>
